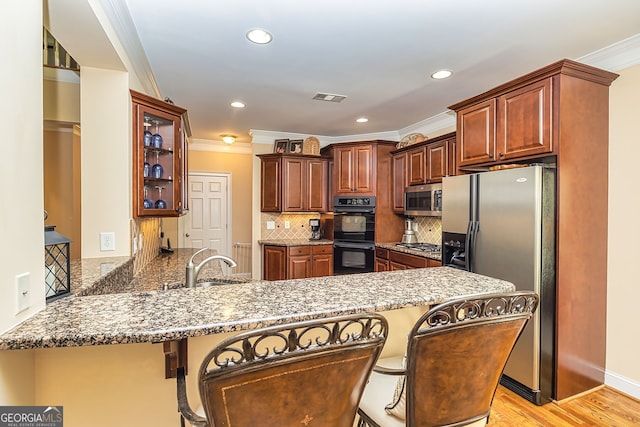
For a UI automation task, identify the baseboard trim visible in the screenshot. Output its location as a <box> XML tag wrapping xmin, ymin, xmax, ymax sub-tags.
<box><xmin>605</xmin><ymin>370</ymin><xmax>640</xmax><ymax>400</ymax></box>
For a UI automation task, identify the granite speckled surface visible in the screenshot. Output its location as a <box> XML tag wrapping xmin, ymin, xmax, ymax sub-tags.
<box><xmin>376</xmin><ymin>242</ymin><xmax>442</xmax><ymax>262</ymax></box>
<box><xmin>0</xmin><ymin>266</ymin><xmax>513</xmax><ymax>350</ymax></box>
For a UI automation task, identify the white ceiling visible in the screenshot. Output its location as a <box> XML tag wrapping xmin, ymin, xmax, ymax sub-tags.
<box><xmin>50</xmin><ymin>0</ymin><xmax>640</xmax><ymax>144</ymax></box>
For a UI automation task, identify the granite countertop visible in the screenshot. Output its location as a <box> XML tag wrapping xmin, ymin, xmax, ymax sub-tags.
<box><xmin>258</xmin><ymin>239</ymin><xmax>334</xmax><ymax>246</ymax></box>
<box><xmin>376</xmin><ymin>242</ymin><xmax>442</xmax><ymax>261</ymax></box>
<box><xmin>0</xmin><ymin>266</ymin><xmax>513</xmax><ymax>350</ymax></box>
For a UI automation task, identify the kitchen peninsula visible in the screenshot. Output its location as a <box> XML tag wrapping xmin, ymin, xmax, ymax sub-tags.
<box><xmin>0</xmin><ymin>252</ymin><xmax>513</xmax><ymax>427</ymax></box>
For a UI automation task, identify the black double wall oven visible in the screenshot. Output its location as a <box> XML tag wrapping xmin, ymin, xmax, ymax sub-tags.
<box><xmin>333</xmin><ymin>196</ymin><xmax>376</xmax><ymax>275</ymax></box>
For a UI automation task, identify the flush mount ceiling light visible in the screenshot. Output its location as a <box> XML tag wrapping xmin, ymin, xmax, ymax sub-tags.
<box><xmin>356</xmin><ymin>117</ymin><xmax>369</xmax><ymax>123</ymax></box>
<box><xmin>230</xmin><ymin>101</ymin><xmax>245</xmax><ymax>108</ymax></box>
<box><xmin>431</xmin><ymin>69</ymin><xmax>453</xmax><ymax>80</ymax></box>
<box><xmin>246</xmin><ymin>29</ymin><xmax>272</xmax><ymax>44</ymax></box>
<box><xmin>221</xmin><ymin>135</ymin><xmax>236</xmax><ymax>144</ymax></box>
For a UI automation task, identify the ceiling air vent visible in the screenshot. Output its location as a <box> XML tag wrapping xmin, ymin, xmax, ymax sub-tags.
<box><xmin>313</xmin><ymin>93</ymin><xmax>347</xmax><ymax>103</ymax></box>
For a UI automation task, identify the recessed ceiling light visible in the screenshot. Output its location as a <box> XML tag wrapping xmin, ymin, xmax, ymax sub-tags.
<box><xmin>356</xmin><ymin>117</ymin><xmax>369</xmax><ymax>123</ymax></box>
<box><xmin>431</xmin><ymin>69</ymin><xmax>453</xmax><ymax>80</ymax></box>
<box><xmin>246</xmin><ymin>29</ymin><xmax>272</xmax><ymax>44</ymax></box>
<box><xmin>230</xmin><ymin>101</ymin><xmax>245</xmax><ymax>108</ymax></box>
<box><xmin>221</xmin><ymin>135</ymin><xmax>236</xmax><ymax>144</ymax></box>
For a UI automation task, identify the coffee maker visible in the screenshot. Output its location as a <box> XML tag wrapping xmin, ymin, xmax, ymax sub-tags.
<box><xmin>309</xmin><ymin>218</ymin><xmax>322</xmax><ymax>240</ymax></box>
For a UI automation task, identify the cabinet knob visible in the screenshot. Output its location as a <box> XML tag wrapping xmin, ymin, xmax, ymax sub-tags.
<box><xmin>499</xmin><ymin>152</ymin><xmax>504</xmax><ymax>157</ymax></box>
<box><xmin>488</xmin><ymin>154</ymin><xmax>494</xmax><ymax>158</ymax></box>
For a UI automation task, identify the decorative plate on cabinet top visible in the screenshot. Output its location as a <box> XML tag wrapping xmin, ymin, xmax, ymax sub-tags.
<box><xmin>397</xmin><ymin>133</ymin><xmax>426</xmax><ymax>148</ymax></box>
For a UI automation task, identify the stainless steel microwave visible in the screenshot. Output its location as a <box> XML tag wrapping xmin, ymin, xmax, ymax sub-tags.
<box><xmin>404</xmin><ymin>183</ymin><xmax>442</xmax><ymax>217</ymax></box>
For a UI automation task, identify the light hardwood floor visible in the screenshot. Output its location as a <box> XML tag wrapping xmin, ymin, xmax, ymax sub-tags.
<box><xmin>489</xmin><ymin>385</ymin><xmax>640</xmax><ymax>426</ymax></box>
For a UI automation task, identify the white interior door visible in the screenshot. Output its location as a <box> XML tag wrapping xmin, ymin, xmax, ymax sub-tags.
<box><xmin>179</xmin><ymin>173</ymin><xmax>231</xmax><ymax>256</ymax></box>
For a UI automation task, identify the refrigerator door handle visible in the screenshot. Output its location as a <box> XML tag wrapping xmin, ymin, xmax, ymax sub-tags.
<box><xmin>469</xmin><ymin>220</ymin><xmax>480</xmax><ymax>272</ymax></box>
<box><xmin>464</xmin><ymin>221</ymin><xmax>473</xmax><ymax>271</ymax></box>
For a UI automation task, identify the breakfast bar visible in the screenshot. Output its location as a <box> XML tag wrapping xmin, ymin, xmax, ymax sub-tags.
<box><xmin>0</xmin><ymin>257</ymin><xmax>513</xmax><ymax>427</ymax></box>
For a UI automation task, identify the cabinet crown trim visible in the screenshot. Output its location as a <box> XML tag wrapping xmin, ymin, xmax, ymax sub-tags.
<box><xmin>448</xmin><ymin>59</ymin><xmax>619</xmax><ymax>112</ymax></box>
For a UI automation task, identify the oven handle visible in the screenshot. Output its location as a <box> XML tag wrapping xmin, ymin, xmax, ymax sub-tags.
<box><xmin>333</xmin><ymin>209</ymin><xmax>375</xmax><ymax>215</ymax></box>
<box><xmin>333</xmin><ymin>242</ymin><xmax>375</xmax><ymax>250</ymax></box>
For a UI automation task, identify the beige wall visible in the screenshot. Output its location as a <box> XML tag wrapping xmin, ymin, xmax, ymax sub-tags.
<box><xmin>188</xmin><ymin>149</ymin><xmax>253</xmax><ymax>244</ymax></box>
<box><xmin>43</xmin><ymin>77</ymin><xmax>80</xmax><ymax>123</ymax></box>
<box><xmin>606</xmin><ymin>63</ymin><xmax>640</xmax><ymax>392</ymax></box>
<box><xmin>0</xmin><ymin>0</ymin><xmax>42</xmax><ymax>404</ymax></box>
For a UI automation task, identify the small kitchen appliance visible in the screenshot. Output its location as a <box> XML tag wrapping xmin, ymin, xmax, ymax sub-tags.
<box><xmin>309</xmin><ymin>218</ymin><xmax>321</xmax><ymax>240</ymax></box>
<box><xmin>401</xmin><ymin>217</ymin><xmax>418</xmax><ymax>244</ymax></box>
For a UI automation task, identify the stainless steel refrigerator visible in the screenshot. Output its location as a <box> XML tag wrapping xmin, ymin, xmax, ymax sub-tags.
<box><xmin>442</xmin><ymin>165</ymin><xmax>555</xmax><ymax>405</ymax></box>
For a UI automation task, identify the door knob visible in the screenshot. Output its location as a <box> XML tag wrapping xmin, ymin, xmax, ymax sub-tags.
<box><xmin>185</xmin><ymin>233</ymin><xmax>190</xmax><ymax>237</ymax></box>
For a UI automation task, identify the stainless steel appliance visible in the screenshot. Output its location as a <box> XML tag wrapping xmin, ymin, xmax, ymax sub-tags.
<box><xmin>442</xmin><ymin>165</ymin><xmax>555</xmax><ymax>405</ymax></box>
<box><xmin>401</xmin><ymin>217</ymin><xmax>418</xmax><ymax>244</ymax></box>
<box><xmin>333</xmin><ymin>196</ymin><xmax>376</xmax><ymax>275</ymax></box>
<box><xmin>404</xmin><ymin>183</ymin><xmax>442</xmax><ymax>217</ymax></box>
<box><xmin>309</xmin><ymin>218</ymin><xmax>321</xmax><ymax>240</ymax></box>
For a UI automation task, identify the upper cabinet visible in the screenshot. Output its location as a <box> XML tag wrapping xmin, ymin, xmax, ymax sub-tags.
<box><xmin>131</xmin><ymin>90</ymin><xmax>188</xmax><ymax>218</ymax></box>
<box><xmin>259</xmin><ymin>154</ymin><xmax>328</xmax><ymax>213</ymax></box>
<box><xmin>334</xmin><ymin>144</ymin><xmax>375</xmax><ymax>195</ymax></box>
<box><xmin>455</xmin><ymin>78</ymin><xmax>552</xmax><ymax>167</ymax></box>
<box><xmin>391</xmin><ymin>132</ymin><xmax>456</xmax><ymax>213</ymax></box>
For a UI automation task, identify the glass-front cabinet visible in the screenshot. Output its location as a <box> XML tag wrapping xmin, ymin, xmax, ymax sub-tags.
<box><xmin>131</xmin><ymin>90</ymin><xmax>188</xmax><ymax>217</ymax></box>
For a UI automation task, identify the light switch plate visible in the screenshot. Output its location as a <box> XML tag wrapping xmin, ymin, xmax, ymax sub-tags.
<box><xmin>266</xmin><ymin>221</ymin><xmax>275</xmax><ymax>230</ymax></box>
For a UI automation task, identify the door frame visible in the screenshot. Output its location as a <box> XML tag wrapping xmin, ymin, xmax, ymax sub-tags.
<box><xmin>178</xmin><ymin>171</ymin><xmax>232</xmax><ymax>256</ymax></box>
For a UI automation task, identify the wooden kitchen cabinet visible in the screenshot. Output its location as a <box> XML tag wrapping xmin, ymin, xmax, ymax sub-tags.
<box><xmin>407</xmin><ymin>145</ymin><xmax>427</xmax><ymax>185</ymax></box>
<box><xmin>391</xmin><ymin>132</ymin><xmax>456</xmax><ymax>213</ymax></box>
<box><xmin>131</xmin><ymin>90</ymin><xmax>188</xmax><ymax>218</ymax></box>
<box><xmin>449</xmin><ymin>59</ymin><xmax>619</xmax><ymax>401</ymax></box>
<box><xmin>374</xmin><ymin>247</ymin><xmax>440</xmax><ymax>272</ymax></box>
<box><xmin>259</xmin><ymin>154</ymin><xmax>328</xmax><ymax>212</ymax></box>
<box><xmin>334</xmin><ymin>143</ymin><xmax>375</xmax><ymax>194</ymax></box>
<box><xmin>263</xmin><ymin>244</ymin><xmax>333</xmax><ymax>280</ymax></box>
<box><xmin>454</xmin><ymin>77</ymin><xmax>553</xmax><ymax>168</ymax></box>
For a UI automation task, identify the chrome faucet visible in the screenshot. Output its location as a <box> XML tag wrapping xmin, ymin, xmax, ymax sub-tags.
<box><xmin>185</xmin><ymin>247</ymin><xmax>238</xmax><ymax>288</ymax></box>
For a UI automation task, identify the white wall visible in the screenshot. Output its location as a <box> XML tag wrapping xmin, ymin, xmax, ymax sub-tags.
<box><xmin>0</xmin><ymin>0</ymin><xmax>42</xmax><ymax>404</ymax></box>
<box><xmin>606</xmin><ymin>63</ymin><xmax>640</xmax><ymax>397</ymax></box>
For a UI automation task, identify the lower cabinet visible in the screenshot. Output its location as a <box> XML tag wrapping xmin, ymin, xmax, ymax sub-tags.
<box><xmin>375</xmin><ymin>247</ymin><xmax>441</xmax><ymax>272</ymax></box>
<box><xmin>264</xmin><ymin>244</ymin><xmax>334</xmax><ymax>280</ymax></box>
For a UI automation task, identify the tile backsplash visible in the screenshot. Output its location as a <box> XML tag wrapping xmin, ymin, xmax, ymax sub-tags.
<box><xmin>131</xmin><ymin>217</ymin><xmax>161</xmax><ymax>274</ymax></box>
<box><xmin>261</xmin><ymin>213</ymin><xmax>322</xmax><ymax>240</ymax></box>
<box><xmin>412</xmin><ymin>217</ymin><xmax>442</xmax><ymax>245</ymax></box>
<box><xmin>261</xmin><ymin>212</ymin><xmax>442</xmax><ymax>245</ymax></box>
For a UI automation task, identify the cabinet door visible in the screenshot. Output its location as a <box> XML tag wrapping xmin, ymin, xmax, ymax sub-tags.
<box><xmin>282</xmin><ymin>157</ymin><xmax>305</xmax><ymax>211</ymax></box>
<box><xmin>426</xmin><ymin>141</ymin><xmax>447</xmax><ymax>183</ymax></box>
<box><xmin>354</xmin><ymin>145</ymin><xmax>374</xmax><ymax>194</ymax></box>
<box><xmin>375</xmin><ymin>257</ymin><xmax>389</xmax><ymax>272</ymax></box>
<box><xmin>260</xmin><ymin>157</ymin><xmax>281</xmax><ymax>212</ymax></box>
<box><xmin>312</xmin><ymin>254</ymin><xmax>333</xmax><ymax>277</ymax></box>
<box><xmin>457</xmin><ymin>98</ymin><xmax>496</xmax><ymax>167</ymax></box>
<box><xmin>306</xmin><ymin>158</ymin><xmax>328</xmax><ymax>212</ymax></box>
<box><xmin>289</xmin><ymin>255</ymin><xmax>312</xmax><ymax>279</ymax></box>
<box><xmin>335</xmin><ymin>146</ymin><xmax>355</xmax><ymax>194</ymax></box>
<box><xmin>498</xmin><ymin>77</ymin><xmax>553</xmax><ymax>160</ymax></box>
<box><xmin>334</xmin><ymin>145</ymin><xmax>374</xmax><ymax>195</ymax></box>
<box><xmin>446</xmin><ymin>136</ymin><xmax>457</xmax><ymax>177</ymax></box>
<box><xmin>392</xmin><ymin>153</ymin><xmax>408</xmax><ymax>213</ymax></box>
<box><xmin>263</xmin><ymin>245</ymin><xmax>286</xmax><ymax>281</ymax></box>
<box><xmin>407</xmin><ymin>146</ymin><xmax>426</xmax><ymax>185</ymax></box>
<box><xmin>389</xmin><ymin>261</ymin><xmax>407</xmax><ymax>271</ymax></box>
<box><xmin>427</xmin><ymin>259</ymin><xmax>442</xmax><ymax>267</ymax></box>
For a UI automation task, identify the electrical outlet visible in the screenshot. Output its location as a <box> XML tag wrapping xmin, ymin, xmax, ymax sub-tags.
<box><xmin>100</xmin><ymin>232</ymin><xmax>116</xmax><ymax>251</ymax></box>
<box><xmin>16</xmin><ymin>273</ymin><xmax>30</xmax><ymax>313</ymax></box>
<box><xmin>284</xmin><ymin>221</ymin><xmax>291</xmax><ymax>229</ymax></box>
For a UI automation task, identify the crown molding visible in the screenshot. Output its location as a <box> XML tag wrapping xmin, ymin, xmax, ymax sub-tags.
<box><xmin>95</xmin><ymin>0</ymin><xmax>160</xmax><ymax>97</ymax></box>
<box><xmin>398</xmin><ymin>111</ymin><xmax>456</xmax><ymax>139</ymax></box>
<box><xmin>249</xmin><ymin>129</ymin><xmax>400</xmax><ymax>146</ymax></box>
<box><xmin>578</xmin><ymin>33</ymin><xmax>640</xmax><ymax>72</ymax></box>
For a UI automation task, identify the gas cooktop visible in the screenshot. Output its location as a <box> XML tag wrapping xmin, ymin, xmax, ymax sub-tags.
<box><xmin>396</xmin><ymin>243</ymin><xmax>442</xmax><ymax>253</ymax></box>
